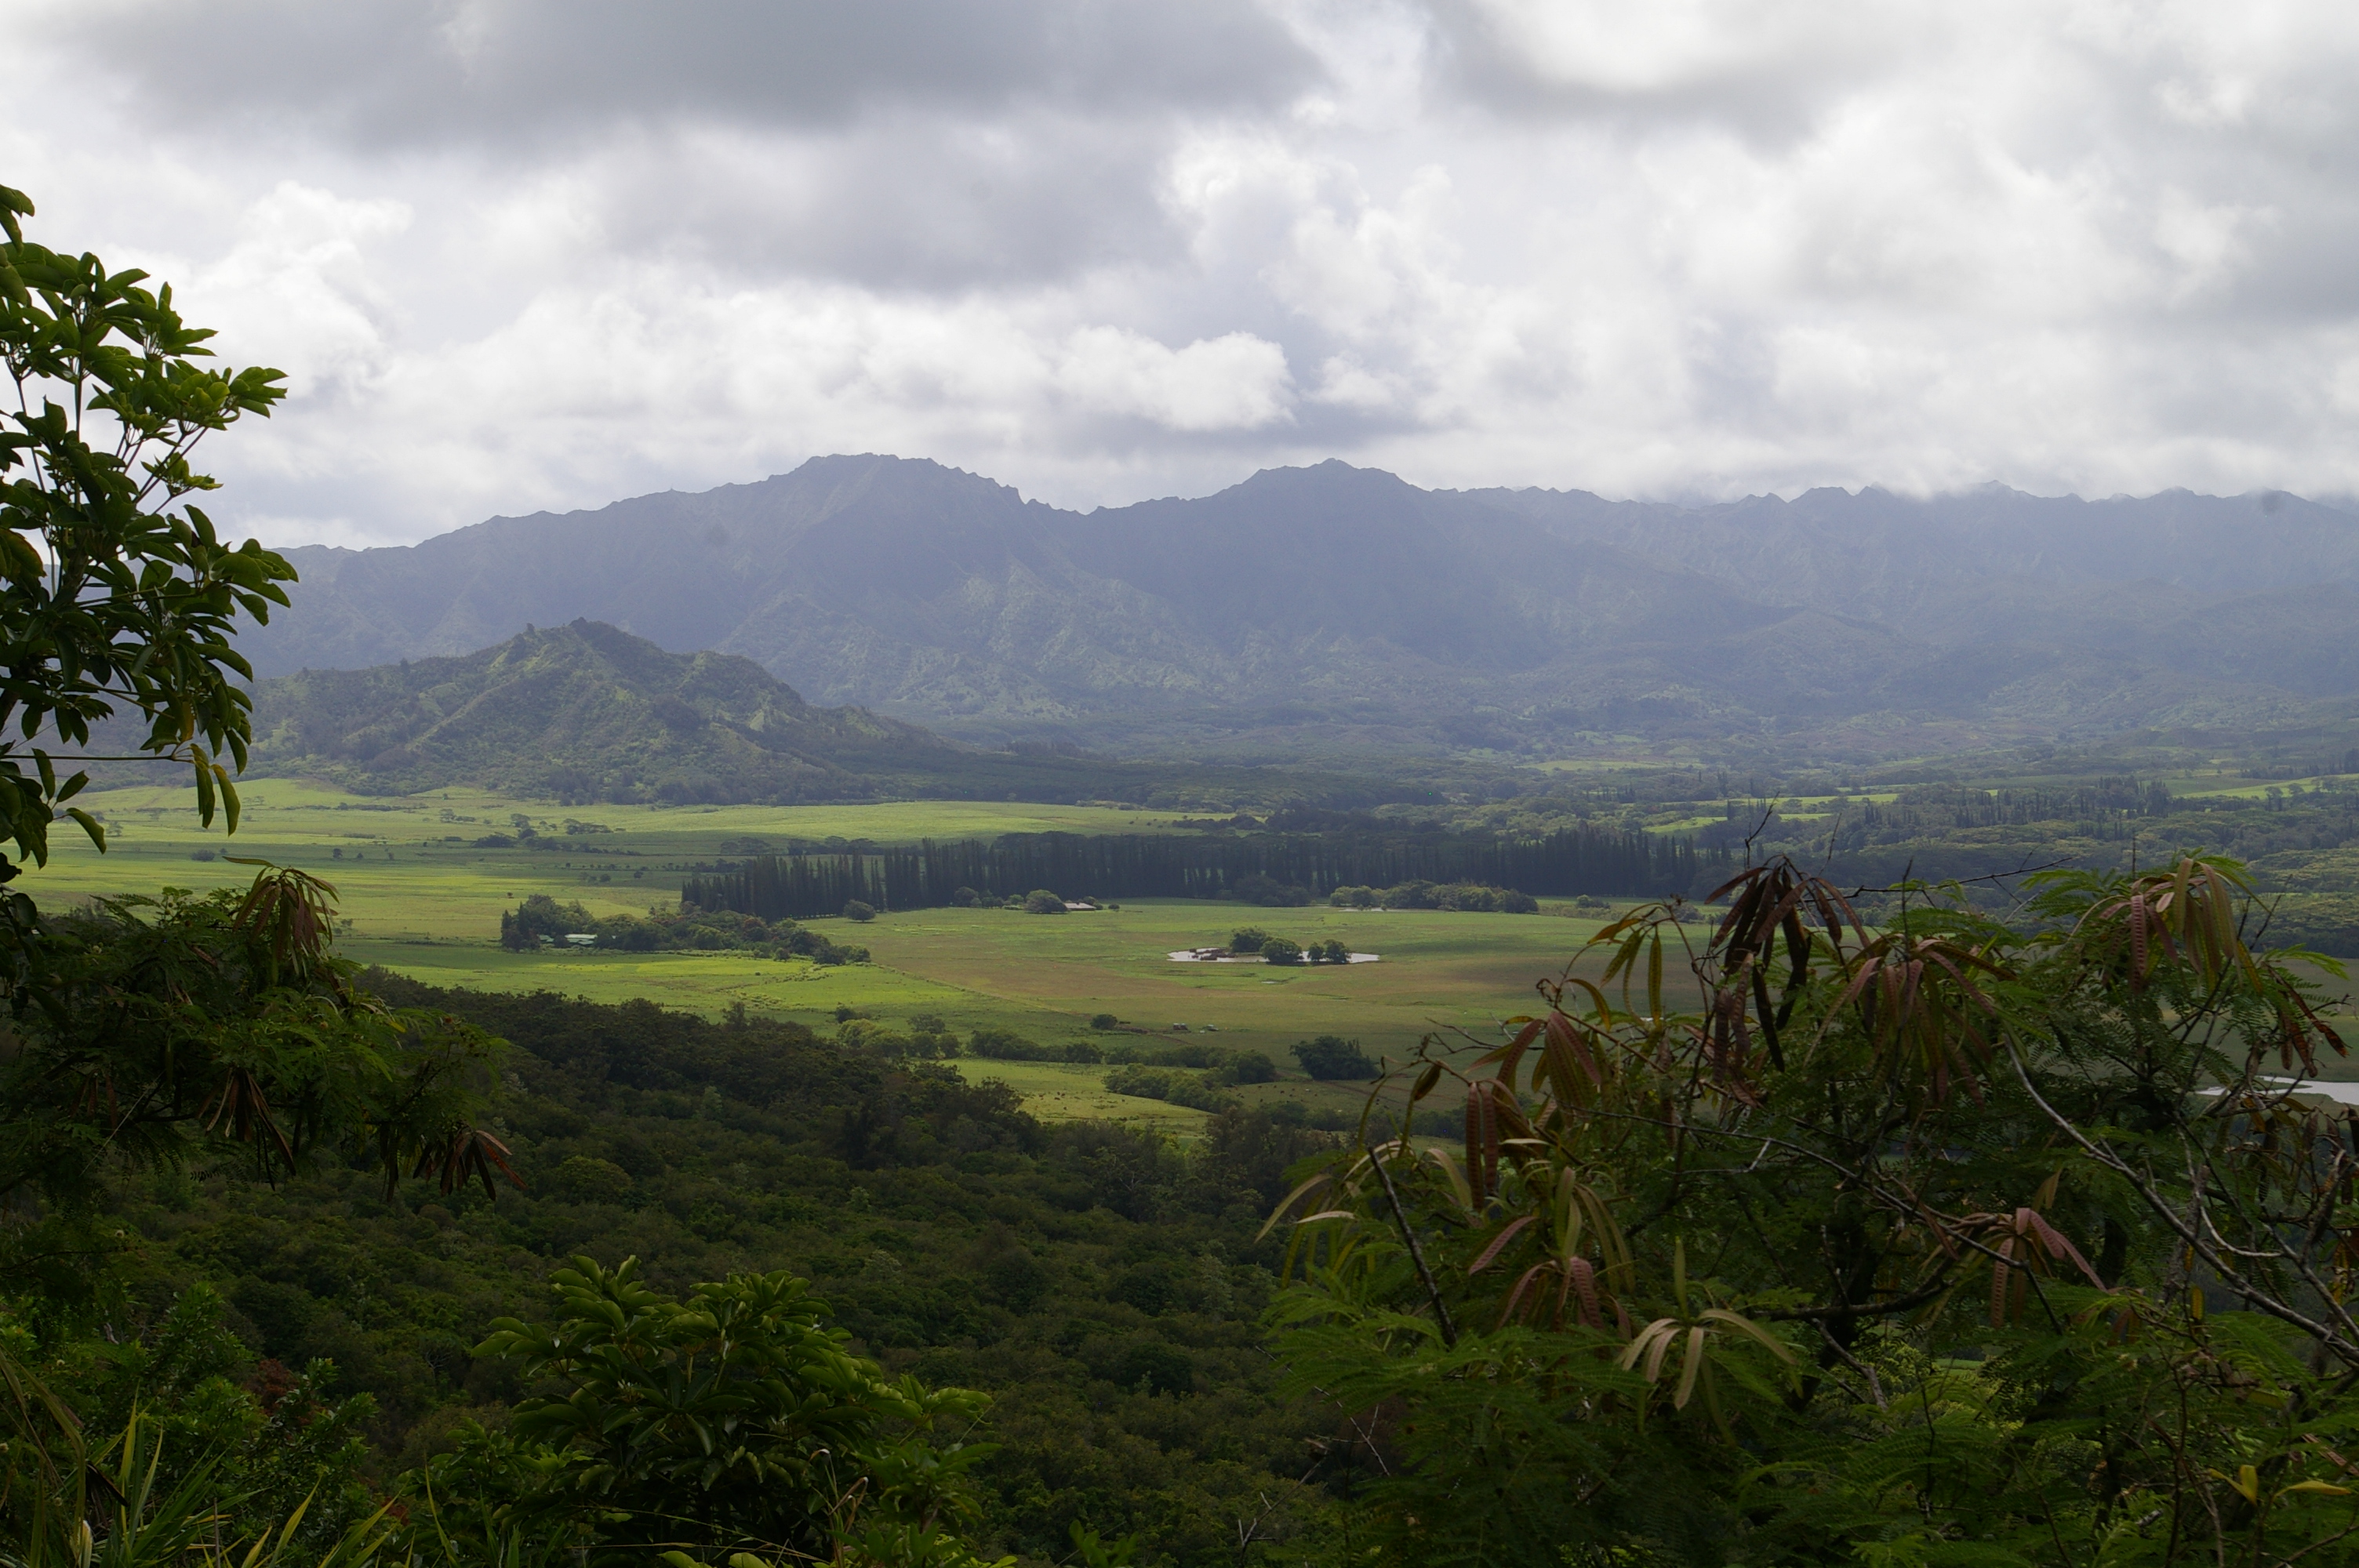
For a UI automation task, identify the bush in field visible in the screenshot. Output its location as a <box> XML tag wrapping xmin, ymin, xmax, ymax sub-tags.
<box><xmin>1329</xmin><ymin>885</ymin><xmax>1379</xmax><ymax>908</ymax></box>
<box><xmin>951</xmin><ymin>885</ymin><xmax>981</xmax><ymax>906</ymax></box>
<box><xmin>1259</xmin><ymin>936</ymin><xmax>1303</xmax><ymax>964</ymax></box>
<box><xmin>1104</xmin><ymin>1065</ymin><xmax>1238</xmax><ymax>1112</ymax></box>
<box><xmin>515</xmin><ymin>902</ymin><xmax>871</xmax><ymax>964</ymax></box>
<box><xmin>1292</xmin><ymin>1034</ymin><xmax>1376</xmax><ymax>1080</ymax></box>
<box><xmin>1209</xmin><ymin>1051</ymin><xmax>1278</xmax><ymax>1085</ymax></box>
<box><xmin>1022</xmin><ymin>889</ymin><xmax>1067</xmax><ymax>914</ymax></box>
<box><xmin>841</xmin><ymin>898</ymin><xmax>875</xmax><ymax>922</ymax></box>
<box><xmin>969</xmin><ymin>1027</ymin><xmax>1103</xmax><ymax>1064</ymax></box>
<box><xmin>502</xmin><ymin>892</ymin><xmax>594</xmax><ymax>949</ymax></box>
<box><xmin>1090</xmin><ymin>1012</ymin><xmax>1120</xmax><ymax>1030</ymax></box>
<box><xmin>1307</xmin><ymin>938</ymin><xmax>1350</xmax><ymax>964</ymax></box>
<box><xmin>1228</xmin><ymin>927</ymin><xmax>1270</xmax><ymax>954</ymax></box>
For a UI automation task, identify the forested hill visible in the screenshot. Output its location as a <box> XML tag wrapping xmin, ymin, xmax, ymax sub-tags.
<box><xmin>244</xmin><ymin>456</ymin><xmax>2359</xmax><ymax>760</ymax></box>
<box><xmin>242</xmin><ymin>620</ymin><xmax>1034</xmax><ymax>804</ymax></box>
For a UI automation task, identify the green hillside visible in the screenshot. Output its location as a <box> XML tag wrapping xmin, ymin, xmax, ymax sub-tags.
<box><xmin>245</xmin><ymin>619</ymin><xmax>954</xmax><ymax>802</ymax></box>
<box><xmin>239</xmin><ymin>456</ymin><xmax>2359</xmax><ymax>764</ymax></box>
<box><xmin>222</xmin><ymin>619</ymin><xmax>1456</xmax><ymax>809</ymax></box>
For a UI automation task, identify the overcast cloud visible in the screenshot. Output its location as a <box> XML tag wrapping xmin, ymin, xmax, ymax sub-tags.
<box><xmin>7</xmin><ymin>0</ymin><xmax>2358</xmax><ymax>546</ymax></box>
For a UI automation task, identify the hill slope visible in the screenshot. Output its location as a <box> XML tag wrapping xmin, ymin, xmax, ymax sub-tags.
<box><xmin>247</xmin><ymin>620</ymin><xmax>969</xmax><ymax>803</ymax></box>
<box><xmin>244</xmin><ymin>457</ymin><xmax>2359</xmax><ymax>760</ymax></box>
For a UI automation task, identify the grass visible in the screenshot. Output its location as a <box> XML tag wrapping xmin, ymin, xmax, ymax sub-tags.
<box><xmin>20</xmin><ymin>782</ymin><xmax>1204</xmax><ymax>943</ymax></box>
<box><xmin>323</xmin><ymin>900</ymin><xmax>1619</xmax><ymax>1130</ymax></box>
<box><xmin>22</xmin><ymin>780</ymin><xmax>1623</xmax><ymax>1128</ymax></box>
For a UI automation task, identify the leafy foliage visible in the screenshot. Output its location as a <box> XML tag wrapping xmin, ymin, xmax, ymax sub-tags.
<box><xmin>1262</xmin><ymin>852</ymin><xmax>2359</xmax><ymax>1564</ymax></box>
<box><xmin>411</xmin><ymin>1257</ymin><xmax>998</xmax><ymax>1564</ymax></box>
<box><xmin>1289</xmin><ymin>1036</ymin><xmax>1376</xmax><ymax>1081</ymax></box>
<box><xmin>0</xmin><ymin>180</ymin><xmax>292</xmax><ymax>978</ymax></box>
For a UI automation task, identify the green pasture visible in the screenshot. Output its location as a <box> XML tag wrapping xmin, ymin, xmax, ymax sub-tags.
<box><xmin>20</xmin><ymin>781</ymin><xmax>1201</xmax><ymax>942</ymax></box>
<box><xmin>323</xmin><ymin>899</ymin><xmax>1619</xmax><ymax>1128</ymax></box>
<box><xmin>45</xmin><ymin>779</ymin><xmax>1196</xmax><ymax>860</ymax></box>
<box><xmin>20</xmin><ymin>780</ymin><xmax>1631</xmax><ymax>1127</ymax></box>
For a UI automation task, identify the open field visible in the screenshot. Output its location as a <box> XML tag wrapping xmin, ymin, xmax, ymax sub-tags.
<box><xmin>32</xmin><ymin>779</ymin><xmax>2355</xmax><ymax>1124</ymax></box>
<box><xmin>20</xmin><ymin>781</ymin><xmax>1630</xmax><ymax>1127</ymax></box>
<box><xmin>20</xmin><ymin>781</ymin><xmax>1203</xmax><ymax>942</ymax></box>
<box><xmin>320</xmin><ymin>899</ymin><xmax>1619</xmax><ymax>1131</ymax></box>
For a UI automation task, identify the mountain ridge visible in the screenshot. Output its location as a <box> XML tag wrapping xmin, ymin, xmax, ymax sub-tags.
<box><xmin>245</xmin><ymin>457</ymin><xmax>2359</xmax><ymax>761</ymax></box>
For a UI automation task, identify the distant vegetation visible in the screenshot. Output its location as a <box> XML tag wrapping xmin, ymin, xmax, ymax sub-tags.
<box><xmin>1227</xmin><ymin>927</ymin><xmax>1350</xmax><ymax>965</ymax></box>
<box><xmin>1326</xmin><ymin>879</ymin><xmax>1539</xmax><ymax>911</ymax></box>
<box><xmin>684</xmin><ymin>825</ymin><xmax>1703</xmax><ymax>921</ymax></box>
<box><xmin>1289</xmin><ymin>1035</ymin><xmax>1378</xmax><ymax>1080</ymax></box>
<box><xmin>498</xmin><ymin>891</ymin><xmax>871</xmax><ymax>964</ymax></box>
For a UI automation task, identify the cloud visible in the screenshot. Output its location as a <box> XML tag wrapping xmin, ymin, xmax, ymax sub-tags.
<box><xmin>28</xmin><ymin>0</ymin><xmax>1321</xmax><ymax>147</ymax></box>
<box><xmin>5</xmin><ymin>0</ymin><xmax>2359</xmax><ymax>544</ymax></box>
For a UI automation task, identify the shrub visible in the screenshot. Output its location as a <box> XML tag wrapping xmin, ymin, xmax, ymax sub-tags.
<box><xmin>1089</xmin><ymin>1013</ymin><xmax>1120</xmax><ymax>1030</ymax></box>
<box><xmin>968</xmin><ymin>1028</ymin><xmax>1030</xmax><ymax>1059</ymax></box>
<box><xmin>548</xmin><ymin>1155</ymin><xmax>634</xmax><ymax>1206</ymax></box>
<box><xmin>950</xmin><ymin>886</ymin><xmax>981</xmax><ymax>907</ymax></box>
<box><xmin>968</xmin><ymin>1028</ymin><xmax>1099</xmax><ymax>1063</ymax></box>
<box><xmin>1499</xmin><ymin>889</ymin><xmax>1540</xmax><ymax>914</ymax></box>
<box><xmin>909</xmin><ymin>1028</ymin><xmax>960</xmax><ymax>1059</ymax></box>
<box><xmin>1103</xmin><ymin>1065</ymin><xmax>1238</xmax><ymax>1112</ymax></box>
<box><xmin>1259</xmin><ymin>936</ymin><xmax>1303</xmax><ymax>965</ymax></box>
<box><xmin>503</xmin><ymin>892</ymin><xmax>596</xmax><ymax>949</ymax></box>
<box><xmin>1210</xmin><ymin>1051</ymin><xmax>1278</xmax><ymax>1085</ymax></box>
<box><xmin>1228</xmin><ymin>927</ymin><xmax>1270</xmax><ymax>954</ymax></box>
<box><xmin>1308</xmin><ymin>938</ymin><xmax>1350</xmax><ymax>964</ymax></box>
<box><xmin>1328</xmin><ymin>885</ymin><xmax>1378</xmax><ymax>908</ymax></box>
<box><xmin>841</xmin><ymin>899</ymin><xmax>875</xmax><ymax>923</ymax></box>
<box><xmin>1022</xmin><ymin>889</ymin><xmax>1067</xmax><ymax>914</ymax></box>
<box><xmin>1292</xmin><ymin>1035</ymin><xmax>1376</xmax><ymax>1080</ymax></box>
<box><xmin>1112</xmin><ymin>1342</ymin><xmax>1195</xmax><ymax>1396</ymax></box>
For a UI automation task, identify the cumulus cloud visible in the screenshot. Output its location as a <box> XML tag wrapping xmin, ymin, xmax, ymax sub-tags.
<box><xmin>4</xmin><ymin>0</ymin><xmax>2358</xmax><ymax>543</ymax></box>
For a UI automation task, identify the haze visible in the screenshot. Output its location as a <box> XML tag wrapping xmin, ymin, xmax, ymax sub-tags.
<box><xmin>7</xmin><ymin>0</ymin><xmax>2357</xmax><ymax>546</ymax></box>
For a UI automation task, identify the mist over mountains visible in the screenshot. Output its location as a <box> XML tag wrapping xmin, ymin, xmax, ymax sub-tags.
<box><xmin>247</xmin><ymin>456</ymin><xmax>2359</xmax><ymax>763</ymax></box>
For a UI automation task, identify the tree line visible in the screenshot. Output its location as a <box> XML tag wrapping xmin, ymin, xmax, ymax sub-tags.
<box><xmin>682</xmin><ymin>823</ymin><xmax>1717</xmax><ymax>921</ymax></box>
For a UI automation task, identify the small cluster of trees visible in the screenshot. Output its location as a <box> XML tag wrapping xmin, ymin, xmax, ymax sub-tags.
<box><xmin>1227</xmin><ymin>927</ymin><xmax>1352</xmax><ymax>964</ymax></box>
<box><xmin>1328</xmin><ymin>880</ymin><xmax>1540</xmax><ymax>912</ymax></box>
<box><xmin>498</xmin><ymin>894</ymin><xmax>871</xmax><ymax>964</ymax></box>
<box><xmin>944</xmin><ymin>885</ymin><xmax>1103</xmax><ymax>914</ymax></box>
<box><xmin>1289</xmin><ymin>1034</ymin><xmax>1378</xmax><ymax>1079</ymax></box>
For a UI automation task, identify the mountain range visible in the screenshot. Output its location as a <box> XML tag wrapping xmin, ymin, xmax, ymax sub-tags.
<box><xmin>212</xmin><ymin>621</ymin><xmax>1381</xmax><ymax>808</ymax></box>
<box><xmin>244</xmin><ymin>456</ymin><xmax>2359</xmax><ymax>763</ymax></box>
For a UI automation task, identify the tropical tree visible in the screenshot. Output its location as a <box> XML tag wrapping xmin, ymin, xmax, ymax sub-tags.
<box><xmin>1265</xmin><ymin>855</ymin><xmax>2359</xmax><ymax>1564</ymax></box>
<box><xmin>400</xmin><ymin>1258</ymin><xmax>1009</xmax><ymax>1567</ymax></box>
<box><xmin>0</xmin><ymin>180</ymin><xmax>510</xmax><ymax>1559</ymax></box>
<box><xmin>0</xmin><ymin>180</ymin><xmax>294</xmax><ymax>949</ymax></box>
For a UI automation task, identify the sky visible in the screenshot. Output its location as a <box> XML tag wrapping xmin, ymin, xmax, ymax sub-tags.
<box><xmin>8</xmin><ymin>0</ymin><xmax>2359</xmax><ymax>548</ymax></box>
